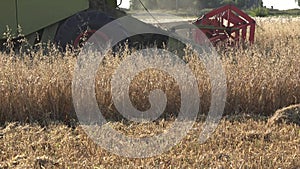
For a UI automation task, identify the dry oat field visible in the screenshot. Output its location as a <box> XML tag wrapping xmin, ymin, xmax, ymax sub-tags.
<box><xmin>0</xmin><ymin>17</ymin><xmax>299</xmax><ymax>168</ymax></box>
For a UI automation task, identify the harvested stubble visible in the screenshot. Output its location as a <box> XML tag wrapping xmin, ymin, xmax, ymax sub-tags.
<box><xmin>0</xmin><ymin>118</ymin><xmax>299</xmax><ymax>168</ymax></box>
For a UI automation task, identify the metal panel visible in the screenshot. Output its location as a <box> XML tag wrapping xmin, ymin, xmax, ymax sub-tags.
<box><xmin>17</xmin><ymin>0</ymin><xmax>89</xmax><ymax>36</ymax></box>
<box><xmin>0</xmin><ymin>0</ymin><xmax>18</xmax><ymax>39</ymax></box>
<box><xmin>41</xmin><ymin>22</ymin><xmax>60</xmax><ymax>43</ymax></box>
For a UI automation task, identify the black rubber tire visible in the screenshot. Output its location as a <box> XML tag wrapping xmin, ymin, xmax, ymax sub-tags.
<box><xmin>54</xmin><ymin>10</ymin><xmax>114</xmax><ymax>50</ymax></box>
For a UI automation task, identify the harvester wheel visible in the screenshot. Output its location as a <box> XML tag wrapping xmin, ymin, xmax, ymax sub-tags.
<box><xmin>54</xmin><ymin>10</ymin><xmax>114</xmax><ymax>50</ymax></box>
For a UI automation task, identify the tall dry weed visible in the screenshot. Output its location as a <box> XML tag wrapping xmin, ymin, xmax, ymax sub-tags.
<box><xmin>0</xmin><ymin>17</ymin><xmax>299</xmax><ymax>124</ymax></box>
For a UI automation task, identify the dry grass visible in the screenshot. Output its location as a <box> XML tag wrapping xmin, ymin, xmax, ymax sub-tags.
<box><xmin>0</xmin><ymin>17</ymin><xmax>299</xmax><ymax>168</ymax></box>
<box><xmin>0</xmin><ymin>118</ymin><xmax>299</xmax><ymax>168</ymax></box>
<box><xmin>0</xmin><ymin>18</ymin><xmax>299</xmax><ymax>123</ymax></box>
<box><xmin>268</xmin><ymin>104</ymin><xmax>300</xmax><ymax>126</ymax></box>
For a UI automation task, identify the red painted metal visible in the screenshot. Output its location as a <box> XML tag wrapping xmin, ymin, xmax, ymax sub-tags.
<box><xmin>193</xmin><ymin>4</ymin><xmax>256</xmax><ymax>45</ymax></box>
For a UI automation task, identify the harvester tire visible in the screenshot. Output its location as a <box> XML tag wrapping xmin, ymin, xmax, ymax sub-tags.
<box><xmin>54</xmin><ymin>10</ymin><xmax>114</xmax><ymax>50</ymax></box>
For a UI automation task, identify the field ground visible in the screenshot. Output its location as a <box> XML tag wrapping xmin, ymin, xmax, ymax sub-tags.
<box><xmin>0</xmin><ymin>113</ymin><xmax>299</xmax><ymax>168</ymax></box>
<box><xmin>0</xmin><ymin>17</ymin><xmax>299</xmax><ymax>168</ymax></box>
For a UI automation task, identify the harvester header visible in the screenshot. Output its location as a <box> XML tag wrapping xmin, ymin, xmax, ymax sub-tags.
<box><xmin>193</xmin><ymin>4</ymin><xmax>256</xmax><ymax>45</ymax></box>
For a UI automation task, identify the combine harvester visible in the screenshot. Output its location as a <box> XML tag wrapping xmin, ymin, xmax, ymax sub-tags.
<box><xmin>0</xmin><ymin>0</ymin><xmax>256</xmax><ymax>51</ymax></box>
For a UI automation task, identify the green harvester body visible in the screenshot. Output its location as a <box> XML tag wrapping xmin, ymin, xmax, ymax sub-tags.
<box><xmin>0</xmin><ymin>0</ymin><xmax>125</xmax><ymax>45</ymax></box>
<box><xmin>0</xmin><ymin>0</ymin><xmax>181</xmax><ymax>53</ymax></box>
<box><xmin>0</xmin><ymin>0</ymin><xmax>92</xmax><ymax>41</ymax></box>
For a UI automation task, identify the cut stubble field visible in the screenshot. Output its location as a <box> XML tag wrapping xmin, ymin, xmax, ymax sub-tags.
<box><xmin>0</xmin><ymin>17</ymin><xmax>299</xmax><ymax>168</ymax></box>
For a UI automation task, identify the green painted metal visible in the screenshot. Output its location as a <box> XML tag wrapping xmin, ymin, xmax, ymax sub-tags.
<box><xmin>0</xmin><ymin>0</ymin><xmax>18</xmax><ymax>39</ymax></box>
<box><xmin>20</xmin><ymin>23</ymin><xmax>60</xmax><ymax>46</ymax></box>
<box><xmin>0</xmin><ymin>0</ymin><xmax>89</xmax><ymax>41</ymax></box>
<box><xmin>25</xmin><ymin>32</ymin><xmax>38</xmax><ymax>45</ymax></box>
<box><xmin>106</xmin><ymin>0</ymin><xmax>117</xmax><ymax>8</ymax></box>
<box><xmin>40</xmin><ymin>22</ymin><xmax>60</xmax><ymax>43</ymax></box>
<box><xmin>17</xmin><ymin>0</ymin><xmax>89</xmax><ymax>36</ymax></box>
